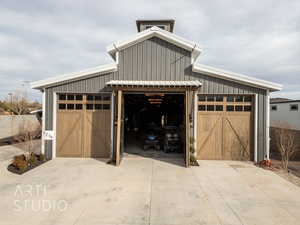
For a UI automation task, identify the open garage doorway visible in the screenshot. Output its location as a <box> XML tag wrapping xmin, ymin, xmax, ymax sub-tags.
<box><xmin>123</xmin><ymin>93</ymin><xmax>185</xmax><ymax>160</ymax></box>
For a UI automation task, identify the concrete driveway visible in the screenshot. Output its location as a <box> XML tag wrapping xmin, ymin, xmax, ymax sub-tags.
<box><xmin>1</xmin><ymin>158</ymin><xmax>300</xmax><ymax>225</ymax></box>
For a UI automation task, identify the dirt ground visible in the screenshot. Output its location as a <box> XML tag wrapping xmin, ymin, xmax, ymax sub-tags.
<box><xmin>270</xmin><ymin>158</ymin><xmax>300</xmax><ymax>187</ymax></box>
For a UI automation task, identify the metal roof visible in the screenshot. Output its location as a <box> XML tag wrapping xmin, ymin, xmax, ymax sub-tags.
<box><xmin>106</xmin><ymin>80</ymin><xmax>202</xmax><ymax>88</ymax></box>
<box><xmin>106</xmin><ymin>26</ymin><xmax>202</xmax><ymax>62</ymax></box>
<box><xmin>31</xmin><ymin>63</ymin><xmax>117</xmax><ymax>89</ymax></box>
<box><xmin>193</xmin><ymin>64</ymin><xmax>282</xmax><ymax>91</ymax></box>
<box><xmin>270</xmin><ymin>99</ymin><xmax>300</xmax><ymax>104</ymax></box>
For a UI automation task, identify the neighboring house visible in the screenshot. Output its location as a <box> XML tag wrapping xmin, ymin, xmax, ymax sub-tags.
<box><xmin>270</xmin><ymin>99</ymin><xmax>300</xmax><ymax>130</ymax></box>
<box><xmin>30</xmin><ymin>109</ymin><xmax>43</xmax><ymax>124</ymax></box>
<box><xmin>31</xmin><ymin>19</ymin><xmax>282</xmax><ymax>166</ymax></box>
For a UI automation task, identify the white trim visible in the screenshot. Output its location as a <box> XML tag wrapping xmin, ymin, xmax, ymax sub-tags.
<box><xmin>115</xmin><ymin>51</ymin><xmax>119</xmax><ymax>65</ymax></box>
<box><xmin>107</xmin><ymin>26</ymin><xmax>202</xmax><ymax>63</ymax></box>
<box><xmin>31</xmin><ymin>63</ymin><xmax>117</xmax><ymax>89</ymax></box>
<box><xmin>193</xmin><ymin>91</ymin><xmax>197</xmax><ymax>157</ymax></box>
<box><xmin>41</xmin><ymin>90</ymin><xmax>46</xmax><ymax>155</ymax></box>
<box><xmin>193</xmin><ymin>64</ymin><xmax>282</xmax><ymax>91</ymax></box>
<box><xmin>52</xmin><ymin>92</ymin><xmax>57</xmax><ymax>158</ymax></box>
<box><xmin>266</xmin><ymin>90</ymin><xmax>270</xmax><ymax>160</ymax></box>
<box><xmin>254</xmin><ymin>94</ymin><xmax>258</xmax><ymax>162</ymax></box>
<box><xmin>191</xmin><ymin>49</ymin><xmax>199</xmax><ymax>65</ymax></box>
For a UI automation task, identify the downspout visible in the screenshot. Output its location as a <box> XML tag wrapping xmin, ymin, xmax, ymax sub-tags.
<box><xmin>41</xmin><ymin>89</ymin><xmax>46</xmax><ymax>155</ymax></box>
<box><xmin>266</xmin><ymin>90</ymin><xmax>270</xmax><ymax>160</ymax></box>
<box><xmin>193</xmin><ymin>91</ymin><xmax>197</xmax><ymax>159</ymax></box>
<box><xmin>254</xmin><ymin>94</ymin><xmax>258</xmax><ymax>162</ymax></box>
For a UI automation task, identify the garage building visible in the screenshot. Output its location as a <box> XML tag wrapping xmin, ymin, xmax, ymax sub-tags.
<box><xmin>31</xmin><ymin>19</ymin><xmax>282</xmax><ymax>167</ymax></box>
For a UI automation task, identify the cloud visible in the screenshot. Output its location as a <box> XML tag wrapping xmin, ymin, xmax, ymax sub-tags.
<box><xmin>0</xmin><ymin>0</ymin><xmax>300</xmax><ymax>101</ymax></box>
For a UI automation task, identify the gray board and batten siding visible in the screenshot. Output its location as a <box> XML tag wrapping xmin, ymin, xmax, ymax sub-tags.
<box><xmin>44</xmin><ymin>36</ymin><xmax>267</xmax><ymax>161</ymax></box>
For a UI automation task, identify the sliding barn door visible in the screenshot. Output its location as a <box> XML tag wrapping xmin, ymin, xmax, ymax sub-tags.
<box><xmin>56</xmin><ymin>93</ymin><xmax>111</xmax><ymax>158</ymax></box>
<box><xmin>197</xmin><ymin>95</ymin><xmax>253</xmax><ymax>160</ymax></box>
<box><xmin>115</xmin><ymin>90</ymin><xmax>124</xmax><ymax>166</ymax></box>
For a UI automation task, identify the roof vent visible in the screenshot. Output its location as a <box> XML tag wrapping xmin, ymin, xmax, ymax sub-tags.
<box><xmin>136</xmin><ymin>19</ymin><xmax>175</xmax><ymax>33</ymax></box>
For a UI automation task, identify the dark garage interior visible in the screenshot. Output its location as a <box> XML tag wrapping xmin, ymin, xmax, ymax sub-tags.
<box><xmin>123</xmin><ymin>93</ymin><xmax>185</xmax><ymax>158</ymax></box>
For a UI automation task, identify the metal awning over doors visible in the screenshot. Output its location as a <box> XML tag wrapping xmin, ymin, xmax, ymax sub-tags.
<box><xmin>106</xmin><ymin>80</ymin><xmax>202</xmax><ymax>89</ymax></box>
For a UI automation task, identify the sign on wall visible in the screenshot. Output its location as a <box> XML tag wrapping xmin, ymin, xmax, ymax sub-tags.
<box><xmin>43</xmin><ymin>130</ymin><xmax>55</xmax><ymax>140</ymax></box>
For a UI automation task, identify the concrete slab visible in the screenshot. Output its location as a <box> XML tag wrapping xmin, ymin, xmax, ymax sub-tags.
<box><xmin>1</xmin><ymin>158</ymin><xmax>300</xmax><ymax>225</ymax></box>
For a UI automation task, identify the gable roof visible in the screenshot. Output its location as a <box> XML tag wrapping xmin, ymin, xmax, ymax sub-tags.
<box><xmin>31</xmin><ymin>26</ymin><xmax>282</xmax><ymax>92</ymax></box>
<box><xmin>193</xmin><ymin>64</ymin><xmax>282</xmax><ymax>91</ymax></box>
<box><xmin>106</xmin><ymin>26</ymin><xmax>202</xmax><ymax>63</ymax></box>
<box><xmin>31</xmin><ymin>63</ymin><xmax>117</xmax><ymax>89</ymax></box>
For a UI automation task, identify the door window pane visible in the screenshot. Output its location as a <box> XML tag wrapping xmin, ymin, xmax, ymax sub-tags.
<box><xmin>95</xmin><ymin>95</ymin><xmax>102</xmax><ymax>101</ymax></box>
<box><xmin>67</xmin><ymin>95</ymin><xmax>74</xmax><ymax>100</ymax></box>
<box><xmin>207</xmin><ymin>105</ymin><xmax>214</xmax><ymax>111</ymax></box>
<box><xmin>103</xmin><ymin>104</ymin><xmax>110</xmax><ymax>110</ymax></box>
<box><xmin>226</xmin><ymin>105</ymin><xmax>234</xmax><ymax>111</ymax></box>
<box><xmin>244</xmin><ymin>106</ymin><xmax>252</xmax><ymax>111</ymax></box>
<box><xmin>235</xmin><ymin>105</ymin><xmax>243</xmax><ymax>111</ymax></box>
<box><xmin>87</xmin><ymin>95</ymin><xmax>94</xmax><ymax>101</ymax></box>
<box><xmin>75</xmin><ymin>95</ymin><xmax>83</xmax><ymax>100</ymax></box>
<box><xmin>59</xmin><ymin>104</ymin><xmax>66</xmax><ymax>110</ymax></box>
<box><xmin>198</xmin><ymin>95</ymin><xmax>206</xmax><ymax>101</ymax></box>
<box><xmin>103</xmin><ymin>94</ymin><xmax>111</xmax><ymax>101</ymax></box>
<box><xmin>198</xmin><ymin>105</ymin><xmax>206</xmax><ymax>111</ymax></box>
<box><xmin>75</xmin><ymin>104</ymin><xmax>83</xmax><ymax>110</ymax></box>
<box><xmin>244</xmin><ymin>96</ymin><xmax>252</xmax><ymax>102</ymax></box>
<box><xmin>227</xmin><ymin>96</ymin><xmax>234</xmax><ymax>102</ymax></box>
<box><xmin>216</xmin><ymin>96</ymin><xmax>223</xmax><ymax>102</ymax></box>
<box><xmin>67</xmin><ymin>104</ymin><xmax>74</xmax><ymax>110</ymax></box>
<box><xmin>59</xmin><ymin>94</ymin><xmax>66</xmax><ymax>100</ymax></box>
<box><xmin>86</xmin><ymin>104</ymin><xmax>93</xmax><ymax>110</ymax></box>
<box><xmin>95</xmin><ymin>104</ymin><xmax>102</xmax><ymax>110</ymax></box>
<box><xmin>206</xmin><ymin>96</ymin><xmax>215</xmax><ymax>102</ymax></box>
<box><xmin>216</xmin><ymin>105</ymin><xmax>223</xmax><ymax>111</ymax></box>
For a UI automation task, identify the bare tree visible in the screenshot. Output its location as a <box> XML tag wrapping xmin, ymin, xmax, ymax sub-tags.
<box><xmin>6</xmin><ymin>90</ymin><xmax>30</xmax><ymax>115</ymax></box>
<box><xmin>14</xmin><ymin>120</ymin><xmax>41</xmax><ymax>153</ymax></box>
<box><xmin>273</xmin><ymin>122</ymin><xmax>299</xmax><ymax>170</ymax></box>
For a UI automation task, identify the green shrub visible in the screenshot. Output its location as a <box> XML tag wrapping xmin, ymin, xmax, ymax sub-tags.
<box><xmin>190</xmin><ymin>154</ymin><xmax>199</xmax><ymax>166</ymax></box>
<box><xmin>28</xmin><ymin>153</ymin><xmax>38</xmax><ymax>166</ymax></box>
<box><xmin>37</xmin><ymin>153</ymin><xmax>46</xmax><ymax>162</ymax></box>
<box><xmin>17</xmin><ymin>160</ymin><xmax>28</xmax><ymax>172</ymax></box>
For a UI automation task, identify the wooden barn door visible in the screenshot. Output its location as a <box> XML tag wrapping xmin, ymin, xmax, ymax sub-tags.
<box><xmin>115</xmin><ymin>90</ymin><xmax>124</xmax><ymax>166</ymax></box>
<box><xmin>84</xmin><ymin>94</ymin><xmax>111</xmax><ymax>158</ymax></box>
<box><xmin>197</xmin><ymin>95</ymin><xmax>253</xmax><ymax>160</ymax></box>
<box><xmin>57</xmin><ymin>110</ymin><xmax>84</xmax><ymax>157</ymax></box>
<box><xmin>56</xmin><ymin>93</ymin><xmax>111</xmax><ymax>158</ymax></box>
<box><xmin>184</xmin><ymin>91</ymin><xmax>191</xmax><ymax>167</ymax></box>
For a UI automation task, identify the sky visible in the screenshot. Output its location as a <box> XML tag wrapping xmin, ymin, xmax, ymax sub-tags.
<box><xmin>0</xmin><ymin>0</ymin><xmax>299</xmax><ymax>102</ymax></box>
